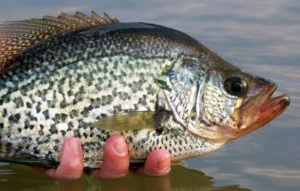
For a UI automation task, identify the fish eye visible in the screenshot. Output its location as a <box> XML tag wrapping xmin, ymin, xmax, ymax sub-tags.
<box><xmin>224</xmin><ymin>76</ymin><xmax>247</xmax><ymax>96</ymax></box>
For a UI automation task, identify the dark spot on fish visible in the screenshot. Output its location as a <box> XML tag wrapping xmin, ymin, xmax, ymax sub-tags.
<box><xmin>48</xmin><ymin>81</ymin><xmax>54</xmax><ymax>89</ymax></box>
<box><xmin>101</xmin><ymin>95</ymin><xmax>113</xmax><ymax>106</ymax></box>
<box><xmin>90</xmin><ymin>98</ymin><xmax>97</xmax><ymax>108</ymax></box>
<box><xmin>67</xmin><ymin>89</ymin><xmax>73</xmax><ymax>97</ymax></box>
<box><xmin>138</xmin><ymin>98</ymin><xmax>147</xmax><ymax>106</ymax></box>
<box><xmin>119</xmin><ymin>78</ymin><xmax>129</xmax><ymax>87</ymax></box>
<box><xmin>78</xmin><ymin>119</ymin><xmax>85</xmax><ymax>128</ymax></box>
<box><xmin>33</xmin><ymin>147</ymin><xmax>40</xmax><ymax>155</ymax></box>
<box><xmin>128</xmin><ymin>136</ymin><xmax>133</xmax><ymax>143</ymax></box>
<box><xmin>141</xmin><ymin>138</ymin><xmax>146</xmax><ymax>144</ymax></box>
<box><xmin>121</xmin><ymin>92</ymin><xmax>130</xmax><ymax>100</ymax></box>
<box><xmin>60</xmin><ymin>99</ymin><xmax>68</xmax><ymax>108</ymax></box>
<box><xmin>36</xmin><ymin>103</ymin><xmax>41</xmax><ymax>113</ymax></box>
<box><xmin>54</xmin><ymin>139</ymin><xmax>60</xmax><ymax>144</ymax></box>
<box><xmin>101</xmin><ymin>113</ymin><xmax>107</xmax><ymax>118</ymax></box>
<box><xmin>8</xmin><ymin>113</ymin><xmax>20</xmax><ymax>123</ymax></box>
<box><xmin>147</xmin><ymin>84</ymin><xmax>155</xmax><ymax>94</ymax></box>
<box><xmin>61</xmin><ymin>130</ymin><xmax>66</xmax><ymax>136</ymax></box>
<box><xmin>61</xmin><ymin>114</ymin><xmax>68</xmax><ymax>122</ymax></box>
<box><xmin>112</xmin><ymin>88</ymin><xmax>117</xmax><ymax>97</ymax></box>
<box><xmin>133</xmin><ymin>130</ymin><xmax>139</xmax><ymax>136</ymax></box>
<box><xmin>55</xmin><ymin>114</ymin><xmax>61</xmax><ymax>122</ymax></box>
<box><xmin>71</xmin><ymin>110</ymin><xmax>79</xmax><ymax>117</ymax></box>
<box><xmin>113</xmin><ymin>60</ymin><xmax>118</xmax><ymax>69</ymax></box>
<box><xmin>22</xmin><ymin>137</ymin><xmax>32</xmax><ymax>142</ymax></box>
<box><xmin>73</xmin><ymin>129</ymin><xmax>79</xmax><ymax>137</ymax></box>
<box><xmin>2</xmin><ymin>108</ymin><xmax>7</xmax><ymax>118</ymax></box>
<box><xmin>26</xmin><ymin>102</ymin><xmax>32</xmax><ymax>108</ymax></box>
<box><xmin>114</xmin><ymin>105</ymin><xmax>121</xmax><ymax>113</ymax></box>
<box><xmin>23</xmin><ymin>120</ymin><xmax>30</xmax><ymax>128</ymax></box>
<box><xmin>134</xmin><ymin>104</ymin><xmax>138</xmax><ymax>110</ymax></box>
<box><xmin>110</xmin><ymin>71</ymin><xmax>117</xmax><ymax>81</ymax></box>
<box><xmin>82</xmin><ymin>105</ymin><xmax>93</xmax><ymax>116</ymax></box>
<box><xmin>47</xmin><ymin>100</ymin><xmax>55</xmax><ymax>108</ymax></box>
<box><xmin>14</xmin><ymin>97</ymin><xmax>24</xmax><ymax>108</ymax></box>
<box><xmin>131</xmin><ymin>81</ymin><xmax>140</xmax><ymax>93</ymax></box>
<box><xmin>154</xmin><ymin>128</ymin><xmax>163</xmax><ymax>136</ymax></box>
<box><xmin>49</xmin><ymin>125</ymin><xmax>58</xmax><ymax>134</ymax></box>
<box><xmin>38</xmin><ymin>130</ymin><xmax>44</xmax><ymax>136</ymax></box>
<box><xmin>83</xmin><ymin>132</ymin><xmax>88</xmax><ymax>138</ymax></box>
<box><xmin>89</xmin><ymin>131</ymin><xmax>94</xmax><ymax>138</ymax></box>
<box><xmin>53</xmin><ymin>145</ymin><xmax>59</xmax><ymax>152</ymax></box>
<box><xmin>67</xmin><ymin>122</ymin><xmax>74</xmax><ymax>130</ymax></box>
<box><xmin>43</xmin><ymin>110</ymin><xmax>50</xmax><ymax>119</ymax></box>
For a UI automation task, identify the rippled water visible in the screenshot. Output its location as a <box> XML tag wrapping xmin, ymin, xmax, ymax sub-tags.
<box><xmin>0</xmin><ymin>0</ymin><xmax>299</xmax><ymax>190</ymax></box>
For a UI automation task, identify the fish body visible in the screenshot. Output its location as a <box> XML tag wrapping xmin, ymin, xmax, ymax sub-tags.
<box><xmin>0</xmin><ymin>12</ymin><xmax>290</xmax><ymax>168</ymax></box>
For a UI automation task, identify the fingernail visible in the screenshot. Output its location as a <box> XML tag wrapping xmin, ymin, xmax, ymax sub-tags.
<box><xmin>68</xmin><ymin>138</ymin><xmax>81</xmax><ymax>154</ymax></box>
<box><xmin>114</xmin><ymin>138</ymin><xmax>127</xmax><ymax>157</ymax></box>
<box><xmin>157</xmin><ymin>156</ymin><xmax>170</xmax><ymax>173</ymax></box>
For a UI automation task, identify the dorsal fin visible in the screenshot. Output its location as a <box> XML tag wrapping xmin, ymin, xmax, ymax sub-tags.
<box><xmin>0</xmin><ymin>10</ymin><xmax>119</xmax><ymax>71</ymax></box>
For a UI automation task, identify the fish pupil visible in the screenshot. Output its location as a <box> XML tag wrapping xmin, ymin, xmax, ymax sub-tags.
<box><xmin>224</xmin><ymin>76</ymin><xmax>247</xmax><ymax>96</ymax></box>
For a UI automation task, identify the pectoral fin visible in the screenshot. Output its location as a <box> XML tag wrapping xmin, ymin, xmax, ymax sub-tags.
<box><xmin>91</xmin><ymin>111</ymin><xmax>170</xmax><ymax>131</ymax></box>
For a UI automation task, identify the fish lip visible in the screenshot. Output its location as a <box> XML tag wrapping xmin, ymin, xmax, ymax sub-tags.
<box><xmin>223</xmin><ymin>83</ymin><xmax>290</xmax><ymax>140</ymax></box>
<box><xmin>253</xmin><ymin>93</ymin><xmax>290</xmax><ymax>126</ymax></box>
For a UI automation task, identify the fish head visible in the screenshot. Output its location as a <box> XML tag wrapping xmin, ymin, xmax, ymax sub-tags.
<box><xmin>201</xmin><ymin>69</ymin><xmax>290</xmax><ymax>140</ymax></box>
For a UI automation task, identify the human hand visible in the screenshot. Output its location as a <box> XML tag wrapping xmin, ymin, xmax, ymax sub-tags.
<box><xmin>33</xmin><ymin>135</ymin><xmax>171</xmax><ymax>180</ymax></box>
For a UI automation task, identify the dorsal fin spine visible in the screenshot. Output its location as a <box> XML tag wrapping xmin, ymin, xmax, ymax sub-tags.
<box><xmin>0</xmin><ymin>11</ymin><xmax>119</xmax><ymax>72</ymax></box>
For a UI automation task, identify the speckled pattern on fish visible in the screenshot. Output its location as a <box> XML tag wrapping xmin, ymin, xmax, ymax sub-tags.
<box><xmin>0</xmin><ymin>11</ymin><xmax>289</xmax><ymax>168</ymax></box>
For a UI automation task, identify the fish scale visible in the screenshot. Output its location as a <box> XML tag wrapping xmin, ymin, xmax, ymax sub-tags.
<box><xmin>0</xmin><ymin>11</ymin><xmax>289</xmax><ymax>168</ymax></box>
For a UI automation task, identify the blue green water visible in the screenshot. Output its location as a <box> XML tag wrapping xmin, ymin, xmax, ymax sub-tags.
<box><xmin>0</xmin><ymin>0</ymin><xmax>299</xmax><ymax>190</ymax></box>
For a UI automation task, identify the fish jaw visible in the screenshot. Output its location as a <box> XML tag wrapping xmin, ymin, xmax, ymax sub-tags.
<box><xmin>222</xmin><ymin>83</ymin><xmax>290</xmax><ymax>139</ymax></box>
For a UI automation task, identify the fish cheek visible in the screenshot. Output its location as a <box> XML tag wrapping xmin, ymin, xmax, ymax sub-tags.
<box><xmin>202</xmin><ymin>71</ymin><xmax>239</xmax><ymax>129</ymax></box>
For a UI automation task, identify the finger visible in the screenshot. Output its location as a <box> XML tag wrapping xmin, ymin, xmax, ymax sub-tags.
<box><xmin>138</xmin><ymin>149</ymin><xmax>171</xmax><ymax>177</ymax></box>
<box><xmin>44</xmin><ymin>137</ymin><xmax>84</xmax><ymax>180</ymax></box>
<box><xmin>90</xmin><ymin>135</ymin><xmax>129</xmax><ymax>179</ymax></box>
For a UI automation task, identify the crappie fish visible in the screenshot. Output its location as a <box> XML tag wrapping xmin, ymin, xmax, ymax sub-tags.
<box><xmin>0</xmin><ymin>11</ymin><xmax>290</xmax><ymax>168</ymax></box>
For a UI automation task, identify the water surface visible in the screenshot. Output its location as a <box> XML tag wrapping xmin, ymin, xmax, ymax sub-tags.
<box><xmin>0</xmin><ymin>0</ymin><xmax>299</xmax><ymax>190</ymax></box>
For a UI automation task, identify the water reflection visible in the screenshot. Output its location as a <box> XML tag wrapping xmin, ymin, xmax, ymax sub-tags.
<box><xmin>0</xmin><ymin>163</ymin><xmax>251</xmax><ymax>191</ymax></box>
<box><xmin>246</xmin><ymin>167</ymin><xmax>300</xmax><ymax>179</ymax></box>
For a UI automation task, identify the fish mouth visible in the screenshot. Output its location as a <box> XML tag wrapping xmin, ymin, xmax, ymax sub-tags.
<box><xmin>224</xmin><ymin>83</ymin><xmax>290</xmax><ymax>140</ymax></box>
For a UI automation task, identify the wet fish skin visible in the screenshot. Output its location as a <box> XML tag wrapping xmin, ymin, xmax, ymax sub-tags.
<box><xmin>0</xmin><ymin>22</ymin><xmax>221</xmax><ymax>167</ymax></box>
<box><xmin>0</xmin><ymin>12</ymin><xmax>289</xmax><ymax>168</ymax></box>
